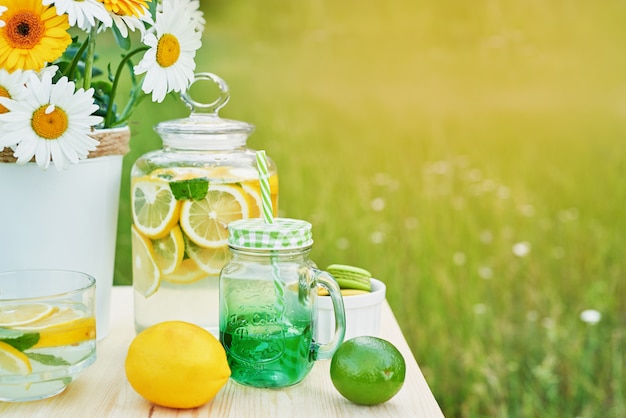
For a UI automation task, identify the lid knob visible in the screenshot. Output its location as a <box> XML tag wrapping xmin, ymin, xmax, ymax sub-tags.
<box><xmin>180</xmin><ymin>72</ymin><xmax>230</xmax><ymax>116</ymax></box>
<box><xmin>155</xmin><ymin>72</ymin><xmax>254</xmax><ymax>138</ymax></box>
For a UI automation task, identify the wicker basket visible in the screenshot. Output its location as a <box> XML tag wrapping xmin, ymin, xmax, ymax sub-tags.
<box><xmin>0</xmin><ymin>126</ymin><xmax>130</xmax><ymax>163</ymax></box>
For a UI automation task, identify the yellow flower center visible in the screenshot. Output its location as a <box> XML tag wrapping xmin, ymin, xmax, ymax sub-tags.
<box><xmin>0</xmin><ymin>86</ymin><xmax>10</xmax><ymax>114</ymax></box>
<box><xmin>156</xmin><ymin>34</ymin><xmax>180</xmax><ymax>68</ymax></box>
<box><xmin>4</xmin><ymin>11</ymin><xmax>44</xmax><ymax>49</ymax></box>
<box><xmin>31</xmin><ymin>105</ymin><xmax>68</xmax><ymax>140</ymax></box>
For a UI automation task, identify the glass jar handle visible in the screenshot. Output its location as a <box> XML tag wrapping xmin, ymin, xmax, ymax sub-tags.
<box><xmin>180</xmin><ymin>72</ymin><xmax>230</xmax><ymax>115</ymax></box>
<box><xmin>313</xmin><ymin>269</ymin><xmax>346</xmax><ymax>360</ymax></box>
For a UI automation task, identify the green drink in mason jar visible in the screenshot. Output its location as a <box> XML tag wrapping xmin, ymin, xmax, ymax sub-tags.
<box><xmin>219</xmin><ymin>218</ymin><xmax>346</xmax><ymax>388</ymax></box>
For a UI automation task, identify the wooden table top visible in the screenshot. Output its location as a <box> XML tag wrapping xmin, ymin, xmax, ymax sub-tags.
<box><xmin>0</xmin><ymin>286</ymin><xmax>444</xmax><ymax>417</ymax></box>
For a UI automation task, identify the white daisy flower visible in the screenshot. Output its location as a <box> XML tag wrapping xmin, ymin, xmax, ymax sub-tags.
<box><xmin>0</xmin><ymin>5</ymin><xmax>7</xmax><ymax>28</ymax></box>
<box><xmin>134</xmin><ymin>0</ymin><xmax>202</xmax><ymax>103</ymax></box>
<box><xmin>157</xmin><ymin>0</ymin><xmax>204</xmax><ymax>32</ymax></box>
<box><xmin>42</xmin><ymin>0</ymin><xmax>113</xmax><ymax>31</ymax></box>
<box><xmin>39</xmin><ymin>65</ymin><xmax>60</xmax><ymax>80</ymax></box>
<box><xmin>190</xmin><ymin>1</ymin><xmax>206</xmax><ymax>32</ymax></box>
<box><xmin>0</xmin><ymin>72</ymin><xmax>102</xmax><ymax>171</ymax></box>
<box><xmin>0</xmin><ymin>69</ymin><xmax>30</xmax><ymax>118</ymax></box>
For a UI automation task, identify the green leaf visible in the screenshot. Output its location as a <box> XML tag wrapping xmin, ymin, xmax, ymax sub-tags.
<box><xmin>148</xmin><ymin>0</ymin><xmax>158</xmax><ymax>20</ymax></box>
<box><xmin>170</xmin><ymin>178</ymin><xmax>209</xmax><ymax>201</ymax></box>
<box><xmin>0</xmin><ymin>328</ymin><xmax>40</xmax><ymax>351</ymax></box>
<box><xmin>112</xmin><ymin>25</ymin><xmax>131</xmax><ymax>50</ymax></box>
<box><xmin>26</xmin><ymin>353</ymin><xmax>71</xmax><ymax>367</ymax></box>
<box><xmin>52</xmin><ymin>62</ymin><xmax>71</xmax><ymax>82</ymax></box>
<box><xmin>0</xmin><ymin>327</ymin><xmax>27</xmax><ymax>339</ymax></box>
<box><xmin>92</xmin><ymin>80</ymin><xmax>113</xmax><ymax>95</ymax></box>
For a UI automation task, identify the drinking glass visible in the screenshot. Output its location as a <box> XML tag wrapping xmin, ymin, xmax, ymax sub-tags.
<box><xmin>0</xmin><ymin>269</ymin><xmax>96</xmax><ymax>402</ymax></box>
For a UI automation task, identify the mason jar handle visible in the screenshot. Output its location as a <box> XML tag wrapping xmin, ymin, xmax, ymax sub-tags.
<box><xmin>313</xmin><ymin>269</ymin><xmax>346</xmax><ymax>360</ymax></box>
<box><xmin>180</xmin><ymin>72</ymin><xmax>230</xmax><ymax>115</ymax></box>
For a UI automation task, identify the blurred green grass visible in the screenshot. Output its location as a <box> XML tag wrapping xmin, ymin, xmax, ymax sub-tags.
<box><xmin>112</xmin><ymin>1</ymin><xmax>625</xmax><ymax>416</ymax></box>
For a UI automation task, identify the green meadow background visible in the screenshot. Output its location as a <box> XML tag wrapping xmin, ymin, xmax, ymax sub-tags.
<box><xmin>112</xmin><ymin>1</ymin><xmax>626</xmax><ymax>416</ymax></box>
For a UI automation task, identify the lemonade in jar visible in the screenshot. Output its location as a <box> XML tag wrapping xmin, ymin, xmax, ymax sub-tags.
<box><xmin>130</xmin><ymin>74</ymin><xmax>278</xmax><ymax>335</ymax></box>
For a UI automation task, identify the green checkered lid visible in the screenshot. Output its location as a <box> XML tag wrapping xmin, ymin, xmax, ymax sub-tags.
<box><xmin>228</xmin><ymin>218</ymin><xmax>313</xmax><ymax>250</ymax></box>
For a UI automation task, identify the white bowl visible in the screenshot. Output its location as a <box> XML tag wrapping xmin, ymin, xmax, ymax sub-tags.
<box><xmin>315</xmin><ymin>278</ymin><xmax>386</xmax><ymax>344</ymax></box>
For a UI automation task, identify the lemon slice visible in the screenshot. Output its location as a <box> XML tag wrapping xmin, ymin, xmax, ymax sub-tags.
<box><xmin>34</xmin><ymin>317</ymin><xmax>96</xmax><ymax>348</ymax></box>
<box><xmin>151</xmin><ymin>166</ymin><xmax>231</xmax><ymax>182</ymax></box>
<box><xmin>162</xmin><ymin>258</ymin><xmax>206</xmax><ymax>284</ymax></box>
<box><xmin>15</xmin><ymin>305</ymin><xmax>88</xmax><ymax>330</ymax></box>
<box><xmin>132</xmin><ymin>177</ymin><xmax>180</xmax><ymax>239</ymax></box>
<box><xmin>241</xmin><ymin>175</ymin><xmax>279</xmax><ymax>218</ymax></box>
<box><xmin>9</xmin><ymin>305</ymin><xmax>95</xmax><ymax>348</ymax></box>
<box><xmin>0</xmin><ymin>341</ymin><xmax>31</xmax><ymax>375</ymax></box>
<box><xmin>184</xmin><ymin>235</ymin><xmax>231</xmax><ymax>276</ymax></box>
<box><xmin>151</xmin><ymin>167</ymin><xmax>211</xmax><ymax>181</ymax></box>
<box><xmin>241</xmin><ymin>181</ymin><xmax>262</xmax><ymax>219</ymax></box>
<box><xmin>132</xmin><ymin>225</ymin><xmax>161</xmax><ymax>297</ymax></box>
<box><xmin>0</xmin><ymin>303</ymin><xmax>56</xmax><ymax>327</ymax></box>
<box><xmin>268</xmin><ymin>173</ymin><xmax>279</xmax><ymax>215</ymax></box>
<box><xmin>153</xmin><ymin>225</ymin><xmax>185</xmax><ymax>275</ymax></box>
<box><xmin>180</xmin><ymin>184</ymin><xmax>250</xmax><ymax>248</ymax></box>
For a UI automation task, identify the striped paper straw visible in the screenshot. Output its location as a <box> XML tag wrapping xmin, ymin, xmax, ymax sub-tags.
<box><xmin>255</xmin><ymin>150</ymin><xmax>285</xmax><ymax>318</ymax></box>
<box><xmin>256</xmin><ymin>150</ymin><xmax>274</xmax><ymax>224</ymax></box>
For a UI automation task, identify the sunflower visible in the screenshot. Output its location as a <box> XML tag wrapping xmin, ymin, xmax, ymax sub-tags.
<box><xmin>0</xmin><ymin>0</ymin><xmax>71</xmax><ymax>72</ymax></box>
<box><xmin>101</xmin><ymin>0</ymin><xmax>151</xmax><ymax>18</ymax></box>
<box><xmin>100</xmin><ymin>0</ymin><xmax>152</xmax><ymax>38</ymax></box>
<box><xmin>134</xmin><ymin>0</ymin><xmax>202</xmax><ymax>103</ymax></box>
<box><xmin>107</xmin><ymin>8</ymin><xmax>151</xmax><ymax>39</ymax></box>
<box><xmin>0</xmin><ymin>72</ymin><xmax>102</xmax><ymax>170</ymax></box>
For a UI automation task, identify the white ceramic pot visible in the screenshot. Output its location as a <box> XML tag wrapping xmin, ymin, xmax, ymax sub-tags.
<box><xmin>315</xmin><ymin>278</ymin><xmax>386</xmax><ymax>344</ymax></box>
<box><xmin>0</xmin><ymin>128</ymin><xmax>129</xmax><ymax>339</ymax></box>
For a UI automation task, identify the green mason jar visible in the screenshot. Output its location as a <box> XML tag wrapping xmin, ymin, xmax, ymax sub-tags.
<box><xmin>219</xmin><ymin>218</ymin><xmax>346</xmax><ymax>388</ymax></box>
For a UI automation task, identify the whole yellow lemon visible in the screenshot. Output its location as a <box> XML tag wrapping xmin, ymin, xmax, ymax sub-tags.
<box><xmin>125</xmin><ymin>321</ymin><xmax>231</xmax><ymax>409</ymax></box>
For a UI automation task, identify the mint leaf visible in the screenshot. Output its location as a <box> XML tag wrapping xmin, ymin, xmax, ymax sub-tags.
<box><xmin>0</xmin><ymin>328</ymin><xmax>40</xmax><ymax>351</ymax></box>
<box><xmin>26</xmin><ymin>353</ymin><xmax>71</xmax><ymax>367</ymax></box>
<box><xmin>0</xmin><ymin>327</ymin><xmax>26</xmax><ymax>339</ymax></box>
<box><xmin>170</xmin><ymin>178</ymin><xmax>209</xmax><ymax>201</ymax></box>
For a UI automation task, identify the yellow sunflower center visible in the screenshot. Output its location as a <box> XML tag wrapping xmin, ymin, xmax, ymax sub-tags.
<box><xmin>156</xmin><ymin>34</ymin><xmax>180</xmax><ymax>68</ymax></box>
<box><xmin>0</xmin><ymin>86</ymin><xmax>10</xmax><ymax>114</ymax></box>
<box><xmin>5</xmin><ymin>11</ymin><xmax>44</xmax><ymax>49</ymax></box>
<box><xmin>32</xmin><ymin>105</ymin><xmax>68</xmax><ymax>140</ymax></box>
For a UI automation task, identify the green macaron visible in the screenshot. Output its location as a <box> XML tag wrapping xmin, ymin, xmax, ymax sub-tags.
<box><xmin>327</xmin><ymin>264</ymin><xmax>372</xmax><ymax>292</ymax></box>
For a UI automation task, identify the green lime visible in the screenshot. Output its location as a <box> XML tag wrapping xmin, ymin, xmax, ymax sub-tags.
<box><xmin>330</xmin><ymin>336</ymin><xmax>406</xmax><ymax>405</ymax></box>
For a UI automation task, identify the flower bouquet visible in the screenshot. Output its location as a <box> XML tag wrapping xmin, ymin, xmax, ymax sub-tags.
<box><xmin>0</xmin><ymin>0</ymin><xmax>204</xmax><ymax>170</ymax></box>
<box><xmin>0</xmin><ymin>0</ymin><xmax>205</xmax><ymax>338</ymax></box>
